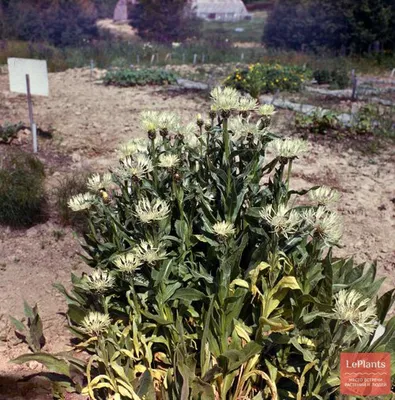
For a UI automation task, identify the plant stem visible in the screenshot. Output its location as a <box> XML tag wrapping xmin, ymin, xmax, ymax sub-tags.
<box><xmin>286</xmin><ymin>159</ymin><xmax>293</xmax><ymax>192</ymax></box>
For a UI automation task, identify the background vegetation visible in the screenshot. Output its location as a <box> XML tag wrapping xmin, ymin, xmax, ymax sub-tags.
<box><xmin>264</xmin><ymin>0</ymin><xmax>395</xmax><ymax>54</ymax></box>
<box><xmin>0</xmin><ymin>151</ymin><xmax>46</xmax><ymax>227</ymax></box>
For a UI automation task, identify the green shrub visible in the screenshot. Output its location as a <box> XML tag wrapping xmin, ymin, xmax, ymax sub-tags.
<box><xmin>263</xmin><ymin>0</ymin><xmax>394</xmax><ymax>54</ymax></box>
<box><xmin>103</xmin><ymin>68</ymin><xmax>178</xmax><ymax>87</ymax></box>
<box><xmin>295</xmin><ymin>109</ymin><xmax>340</xmax><ymax>134</ymax></box>
<box><xmin>53</xmin><ymin>171</ymin><xmax>91</xmax><ymax>230</ymax></box>
<box><xmin>313</xmin><ymin>68</ymin><xmax>350</xmax><ymax>89</ymax></box>
<box><xmin>11</xmin><ymin>88</ymin><xmax>395</xmax><ymax>399</ymax></box>
<box><xmin>0</xmin><ymin>121</ymin><xmax>23</xmax><ymax>143</ymax></box>
<box><xmin>352</xmin><ymin>104</ymin><xmax>395</xmax><ymax>137</ymax></box>
<box><xmin>0</xmin><ymin>151</ymin><xmax>46</xmax><ymax>226</ymax></box>
<box><xmin>224</xmin><ymin>63</ymin><xmax>308</xmax><ymax>98</ymax></box>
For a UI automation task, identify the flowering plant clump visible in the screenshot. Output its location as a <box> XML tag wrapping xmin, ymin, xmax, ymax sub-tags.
<box><xmin>225</xmin><ymin>63</ymin><xmax>309</xmax><ymax>99</ymax></box>
<box><xmin>103</xmin><ymin>68</ymin><xmax>177</xmax><ymax>87</ymax></box>
<box><xmin>12</xmin><ymin>87</ymin><xmax>395</xmax><ymax>399</ymax></box>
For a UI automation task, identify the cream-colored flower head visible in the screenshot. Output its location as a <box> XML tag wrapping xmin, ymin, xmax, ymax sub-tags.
<box><xmin>268</xmin><ymin>138</ymin><xmax>308</xmax><ymax>159</ymax></box>
<box><xmin>87</xmin><ymin>173</ymin><xmax>113</xmax><ymax>192</ymax></box>
<box><xmin>141</xmin><ymin>110</ymin><xmax>160</xmax><ymax>132</ymax></box>
<box><xmin>113</xmin><ymin>253</ymin><xmax>142</xmax><ymax>273</ymax></box>
<box><xmin>212</xmin><ymin>221</ymin><xmax>236</xmax><ymax>238</ymax></box>
<box><xmin>158</xmin><ymin>112</ymin><xmax>179</xmax><ymax>131</ymax></box>
<box><xmin>119</xmin><ymin>138</ymin><xmax>148</xmax><ymax>158</ymax></box>
<box><xmin>121</xmin><ymin>154</ymin><xmax>153</xmax><ymax>179</ymax></box>
<box><xmin>176</xmin><ymin>122</ymin><xmax>196</xmax><ymax>137</ymax></box>
<box><xmin>258</xmin><ymin>104</ymin><xmax>276</xmax><ymax>117</ymax></box>
<box><xmin>86</xmin><ymin>270</ymin><xmax>115</xmax><ymax>293</ymax></box>
<box><xmin>309</xmin><ymin>186</ymin><xmax>340</xmax><ymax>207</ymax></box>
<box><xmin>135</xmin><ymin>197</ymin><xmax>170</xmax><ymax>223</ymax></box>
<box><xmin>260</xmin><ymin>204</ymin><xmax>301</xmax><ymax>238</ymax></box>
<box><xmin>158</xmin><ymin>154</ymin><xmax>179</xmax><ymax>169</ymax></box>
<box><xmin>80</xmin><ymin>312</ymin><xmax>111</xmax><ymax>337</ymax></box>
<box><xmin>68</xmin><ymin>192</ymin><xmax>96</xmax><ymax>212</ymax></box>
<box><xmin>237</xmin><ymin>96</ymin><xmax>258</xmax><ymax>112</ymax></box>
<box><xmin>303</xmin><ymin>207</ymin><xmax>342</xmax><ymax>244</ymax></box>
<box><xmin>333</xmin><ymin>289</ymin><xmax>378</xmax><ymax>338</ymax></box>
<box><xmin>210</xmin><ymin>87</ymin><xmax>240</xmax><ymax>112</ymax></box>
<box><xmin>229</xmin><ymin>116</ymin><xmax>262</xmax><ymax>140</ymax></box>
<box><xmin>134</xmin><ymin>241</ymin><xmax>168</xmax><ymax>264</ymax></box>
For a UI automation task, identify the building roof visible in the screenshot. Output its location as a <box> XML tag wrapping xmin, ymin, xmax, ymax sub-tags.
<box><xmin>192</xmin><ymin>0</ymin><xmax>249</xmax><ymax>15</ymax></box>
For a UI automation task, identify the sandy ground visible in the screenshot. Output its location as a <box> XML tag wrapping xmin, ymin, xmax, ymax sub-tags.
<box><xmin>0</xmin><ymin>67</ymin><xmax>394</xmax><ymax>398</ymax></box>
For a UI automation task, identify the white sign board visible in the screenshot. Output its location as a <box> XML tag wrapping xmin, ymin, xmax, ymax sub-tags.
<box><xmin>8</xmin><ymin>58</ymin><xmax>49</xmax><ymax>96</ymax></box>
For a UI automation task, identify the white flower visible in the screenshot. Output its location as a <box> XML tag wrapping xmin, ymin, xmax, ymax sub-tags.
<box><xmin>120</xmin><ymin>154</ymin><xmax>153</xmax><ymax>179</ymax></box>
<box><xmin>86</xmin><ymin>270</ymin><xmax>115</xmax><ymax>293</ymax></box>
<box><xmin>135</xmin><ymin>197</ymin><xmax>170</xmax><ymax>223</ymax></box>
<box><xmin>212</xmin><ymin>221</ymin><xmax>236</xmax><ymax>238</ymax></box>
<box><xmin>119</xmin><ymin>138</ymin><xmax>148</xmax><ymax>157</ymax></box>
<box><xmin>309</xmin><ymin>186</ymin><xmax>340</xmax><ymax>207</ymax></box>
<box><xmin>303</xmin><ymin>207</ymin><xmax>343</xmax><ymax>244</ymax></box>
<box><xmin>260</xmin><ymin>204</ymin><xmax>301</xmax><ymax>238</ymax></box>
<box><xmin>210</xmin><ymin>87</ymin><xmax>240</xmax><ymax>112</ymax></box>
<box><xmin>68</xmin><ymin>192</ymin><xmax>96</xmax><ymax>211</ymax></box>
<box><xmin>176</xmin><ymin>122</ymin><xmax>196</xmax><ymax>137</ymax></box>
<box><xmin>113</xmin><ymin>253</ymin><xmax>142</xmax><ymax>273</ymax></box>
<box><xmin>158</xmin><ymin>112</ymin><xmax>179</xmax><ymax>131</ymax></box>
<box><xmin>333</xmin><ymin>289</ymin><xmax>378</xmax><ymax>339</ymax></box>
<box><xmin>229</xmin><ymin>116</ymin><xmax>262</xmax><ymax>140</ymax></box>
<box><xmin>258</xmin><ymin>104</ymin><xmax>276</xmax><ymax>117</ymax></box>
<box><xmin>158</xmin><ymin>154</ymin><xmax>179</xmax><ymax>168</ymax></box>
<box><xmin>237</xmin><ymin>96</ymin><xmax>258</xmax><ymax>112</ymax></box>
<box><xmin>87</xmin><ymin>173</ymin><xmax>113</xmax><ymax>192</ymax></box>
<box><xmin>141</xmin><ymin>111</ymin><xmax>160</xmax><ymax>132</ymax></box>
<box><xmin>268</xmin><ymin>138</ymin><xmax>308</xmax><ymax>159</ymax></box>
<box><xmin>80</xmin><ymin>312</ymin><xmax>111</xmax><ymax>337</ymax></box>
<box><xmin>133</xmin><ymin>241</ymin><xmax>168</xmax><ymax>264</ymax></box>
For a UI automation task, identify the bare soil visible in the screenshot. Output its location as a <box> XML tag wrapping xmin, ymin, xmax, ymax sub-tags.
<box><xmin>0</xmin><ymin>68</ymin><xmax>394</xmax><ymax>399</ymax></box>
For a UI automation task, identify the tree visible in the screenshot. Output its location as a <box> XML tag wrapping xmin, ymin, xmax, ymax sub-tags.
<box><xmin>263</xmin><ymin>0</ymin><xmax>393</xmax><ymax>54</ymax></box>
<box><xmin>93</xmin><ymin>0</ymin><xmax>119</xmax><ymax>19</ymax></box>
<box><xmin>0</xmin><ymin>0</ymin><xmax>98</xmax><ymax>47</ymax></box>
<box><xmin>130</xmin><ymin>0</ymin><xmax>201</xmax><ymax>43</ymax></box>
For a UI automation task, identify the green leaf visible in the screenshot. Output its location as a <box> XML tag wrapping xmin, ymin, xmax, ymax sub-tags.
<box><xmin>171</xmin><ymin>288</ymin><xmax>206</xmax><ymax>302</ymax></box>
<box><xmin>136</xmin><ymin>370</ymin><xmax>156</xmax><ymax>399</ymax></box>
<box><xmin>23</xmin><ymin>301</ymin><xmax>35</xmax><ymax>320</ymax></box>
<box><xmin>29</xmin><ymin>313</ymin><xmax>45</xmax><ymax>351</ymax></box>
<box><xmin>153</xmin><ymin>260</ymin><xmax>173</xmax><ymax>288</ymax></box>
<box><xmin>9</xmin><ymin>316</ymin><xmax>26</xmax><ymax>333</ymax></box>
<box><xmin>218</xmin><ymin>341</ymin><xmax>262</xmax><ymax>373</ymax></box>
<box><xmin>376</xmin><ymin>289</ymin><xmax>395</xmax><ymax>324</ymax></box>
<box><xmin>11</xmin><ymin>353</ymin><xmax>71</xmax><ymax>377</ymax></box>
<box><xmin>190</xmin><ymin>378</ymin><xmax>215</xmax><ymax>400</ymax></box>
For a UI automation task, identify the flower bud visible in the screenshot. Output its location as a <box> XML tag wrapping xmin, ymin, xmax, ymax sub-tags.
<box><xmin>196</xmin><ymin>114</ymin><xmax>204</xmax><ymax>127</ymax></box>
<box><xmin>148</xmin><ymin>130</ymin><xmax>156</xmax><ymax>140</ymax></box>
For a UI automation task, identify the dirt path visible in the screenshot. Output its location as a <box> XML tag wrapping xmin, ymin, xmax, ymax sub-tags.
<box><xmin>0</xmin><ymin>68</ymin><xmax>394</xmax><ymax>398</ymax></box>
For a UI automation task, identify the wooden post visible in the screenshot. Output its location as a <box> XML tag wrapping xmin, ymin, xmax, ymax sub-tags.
<box><xmin>351</xmin><ymin>69</ymin><xmax>358</xmax><ymax>101</ymax></box>
<box><xmin>241</xmin><ymin>52</ymin><xmax>244</xmax><ymax>61</ymax></box>
<box><xmin>193</xmin><ymin>54</ymin><xmax>197</xmax><ymax>64</ymax></box>
<box><xmin>150</xmin><ymin>54</ymin><xmax>155</xmax><ymax>65</ymax></box>
<box><xmin>25</xmin><ymin>74</ymin><xmax>37</xmax><ymax>153</ymax></box>
<box><xmin>90</xmin><ymin>59</ymin><xmax>94</xmax><ymax>82</ymax></box>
